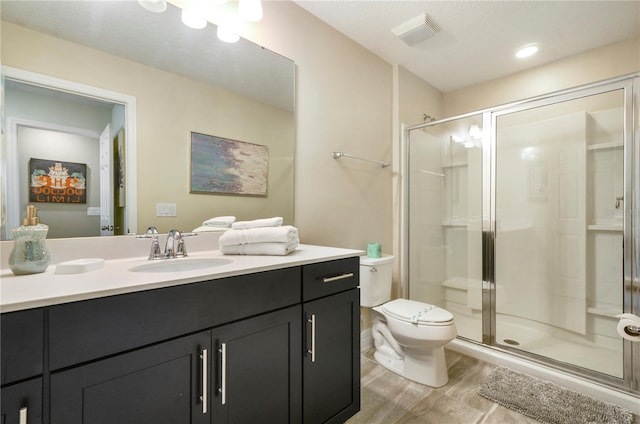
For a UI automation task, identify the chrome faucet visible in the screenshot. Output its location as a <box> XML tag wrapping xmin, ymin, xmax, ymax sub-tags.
<box><xmin>164</xmin><ymin>229</ymin><xmax>186</xmax><ymax>258</ymax></box>
<box><xmin>137</xmin><ymin>227</ymin><xmax>196</xmax><ymax>260</ymax></box>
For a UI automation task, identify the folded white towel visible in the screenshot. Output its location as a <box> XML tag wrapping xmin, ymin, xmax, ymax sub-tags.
<box><xmin>192</xmin><ymin>225</ymin><xmax>229</xmax><ymax>233</ymax></box>
<box><xmin>220</xmin><ymin>239</ymin><xmax>299</xmax><ymax>256</ymax></box>
<box><xmin>218</xmin><ymin>226</ymin><xmax>298</xmax><ymax>246</ymax></box>
<box><xmin>203</xmin><ymin>216</ymin><xmax>236</xmax><ymax>227</ymax></box>
<box><xmin>231</xmin><ymin>217</ymin><xmax>283</xmax><ymax>229</ymax></box>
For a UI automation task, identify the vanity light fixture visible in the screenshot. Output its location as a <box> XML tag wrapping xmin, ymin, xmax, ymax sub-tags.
<box><xmin>181</xmin><ymin>9</ymin><xmax>207</xmax><ymax>29</ymax></box>
<box><xmin>516</xmin><ymin>43</ymin><xmax>539</xmax><ymax>58</ymax></box>
<box><xmin>217</xmin><ymin>25</ymin><xmax>240</xmax><ymax>43</ymax></box>
<box><xmin>238</xmin><ymin>0</ymin><xmax>263</xmax><ymax>22</ymax></box>
<box><xmin>138</xmin><ymin>0</ymin><xmax>167</xmax><ymax>13</ymax></box>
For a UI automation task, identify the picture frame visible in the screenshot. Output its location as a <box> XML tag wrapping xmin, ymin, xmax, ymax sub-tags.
<box><xmin>29</xmin><ymin>158</ymin><xmax>87</xmax><ymax>204</ymax></box>
<box><xmin>190</xmin><ymin>132</ymin><xmax>268</xmax><ymax>196</ymax></box>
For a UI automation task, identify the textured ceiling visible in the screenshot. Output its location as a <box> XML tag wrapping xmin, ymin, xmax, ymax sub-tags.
<box><xmin>294</xmin><ymin>1</ymin><xmax>640</xmax><ymax>92</ymax></box>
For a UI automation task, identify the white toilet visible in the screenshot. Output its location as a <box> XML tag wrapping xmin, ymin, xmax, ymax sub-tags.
<box><xmin>360</xmin><ymin>255</ymin><xmax>457</xmax><ymax>387</ymax></box>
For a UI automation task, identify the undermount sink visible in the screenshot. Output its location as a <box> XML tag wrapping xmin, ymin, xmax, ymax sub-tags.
<box><xmin>129</xmin><ymin>257</ymin><xmax>233</xmax><ymax>273</ymax></box>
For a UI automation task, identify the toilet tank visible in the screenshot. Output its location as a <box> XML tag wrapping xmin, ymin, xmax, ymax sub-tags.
<box><xmin>359</xmin><ymin>255</ymin><xmax>394</xmax><ymax>307</ymax></box>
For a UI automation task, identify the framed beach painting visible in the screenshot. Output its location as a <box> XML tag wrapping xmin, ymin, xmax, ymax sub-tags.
<box><xmin>190</xmin><ymin>132</ymin><xmax>268</xmax><ymax>196</ymax></box>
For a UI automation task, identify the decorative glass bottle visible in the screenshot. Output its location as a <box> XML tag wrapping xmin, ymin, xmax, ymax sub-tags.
<box><xmin>9</xmin><ymin>205</ymin><xmax>51</xmax><ymax>275</ymax></box>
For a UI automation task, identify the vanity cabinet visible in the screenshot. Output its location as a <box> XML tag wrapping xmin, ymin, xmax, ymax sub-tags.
<box><xmin>302</xmin><ymin>257</ymin><xmax>360</xmax><ymax>424</ymax></box>
<box><xmin>50</xmin><ymin>332</ymin><xmax>210</xmax><ymax>424</ymax></box>
<box><xmin>0</xmin><ymin>254</ymin><xmax>361</xmax><ymax>424</ymax></box>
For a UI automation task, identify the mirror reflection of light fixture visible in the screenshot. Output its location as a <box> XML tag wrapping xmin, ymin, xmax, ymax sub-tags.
<box><xmin>239</xmin><ymin>0</ymin><xmax>263</xmax><ymax>22</ymax></box>
<box><xmin>468</xmin><ymin>124</ymin><xmax>482</xmax><ymax>139</ymax></box>
<box><xmin>181</xmin><ymin>9</ymin><xmax>207</xmax><ymax>29</ymax></box>
<box><xmin>217</xmin><ymin>26</ymin><xmax>240</xmax><ymax>43</ymax></box>
<box><xmin>138</xmin><ymin>0</ymin><xmax>167</xmax><ymax>13</ymax></box>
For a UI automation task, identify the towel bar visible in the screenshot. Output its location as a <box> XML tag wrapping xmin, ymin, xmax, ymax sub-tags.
<box><xmin>332</xmin><ymin>152</ymin><xmax>390</xmax><ymax>168</ymax></box>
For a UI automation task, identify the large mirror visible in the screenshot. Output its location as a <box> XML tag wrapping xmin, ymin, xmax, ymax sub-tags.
<box><xmin>1</xmin><ymin>0</ymin><xmax>295</xmax><ymax>240</ymax></box>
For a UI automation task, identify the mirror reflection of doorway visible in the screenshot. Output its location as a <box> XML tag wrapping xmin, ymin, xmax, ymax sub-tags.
<box><xmin>3</xmin><ymin>79</ymin><xmax>126</xmax><ymax>239</ymax></box>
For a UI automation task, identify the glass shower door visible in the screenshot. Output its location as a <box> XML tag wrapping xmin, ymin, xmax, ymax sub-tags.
<box><xmin>492</xmin><ymin>87</ymin><xmax>627</xmax><ymax>378</ymax></box>
<box><xmin>407</xmin><ymin>114</ymin><xmax>484</xmax><ymax>343</ymax></box>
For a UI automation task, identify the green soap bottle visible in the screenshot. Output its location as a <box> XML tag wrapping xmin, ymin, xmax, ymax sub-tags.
<box><xmin>9</xmin><ymin>205</ymin><xmax>51</xmax><ymax>275</ymax></box>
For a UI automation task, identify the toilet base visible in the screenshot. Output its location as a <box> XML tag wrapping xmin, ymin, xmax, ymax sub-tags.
<box><xmin>373</xmin><ymin>345</ymin><xmax>449</xmax><ymax>388</ymax></box>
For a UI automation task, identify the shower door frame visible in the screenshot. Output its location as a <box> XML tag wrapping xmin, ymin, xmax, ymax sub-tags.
<box><xmin>403</xmin><ymin>72</ymin><xmax>640</xmax><ymax>393</ymax></box>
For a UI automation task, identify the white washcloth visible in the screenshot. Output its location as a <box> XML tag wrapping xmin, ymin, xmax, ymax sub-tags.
<box><xmin>218</xmin><ymin>226</ymin><xmax>298</xmax><ymax>246</ymax></box>
<box><xmin>220</xmin><ymin>239</ymin><xmax>299</xmax><ymax>256</ymax></box>
<box><xmin>231</xmin><ymin>217</ymin><xmax>283</xmax><ymax>229</ymax></box>
<box><xmin>203</xmin><ymin>216</ymin><xmax>236</xmax><ymax>227</ymax></box>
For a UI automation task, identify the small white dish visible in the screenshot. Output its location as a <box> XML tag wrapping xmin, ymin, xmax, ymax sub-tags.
<box><xmin>55</xmin><ymin>258</ymin><xmax>105</xmax><ymax>274</ymax></box>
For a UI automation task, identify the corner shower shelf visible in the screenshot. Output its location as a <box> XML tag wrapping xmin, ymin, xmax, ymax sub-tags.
<box><xmin>587</xmin><ymin>224</ymin><xmax>623</xmax><ymax>232</ymax></box>
<box><xmin>586</xmin><ymin>306</ymin><xmax>620</xmax><ymax>318</ymax></box>
<box><xmin>441</xmin><ymin>161</ymin><xmax>467</xmax><ymax>168</ymax></box>
<box><xmin>587</xmin><ymin>141</ymin><xmax>623</xmax><ymax>151</ymax></box>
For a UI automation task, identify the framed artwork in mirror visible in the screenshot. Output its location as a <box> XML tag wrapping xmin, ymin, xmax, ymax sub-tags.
<box><xmin>29</xmin><ymin>158</ymin><xmax>87</xmax><ymax>204</ymax></box>
<box><xmin>190</xmin><ymin>132</ymin><xmax>268</xmax><ymax>196</ymax></box>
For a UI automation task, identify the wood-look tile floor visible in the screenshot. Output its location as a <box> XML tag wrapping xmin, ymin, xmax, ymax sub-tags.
<box><xmin>346</xmin><ymin>348</ymin><xmax>639</xmax><ymax>424</ymax></box>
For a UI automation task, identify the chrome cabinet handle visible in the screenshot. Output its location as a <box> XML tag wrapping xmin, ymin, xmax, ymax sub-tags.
<box><xmin>323</xmin><ymin>272</ymin><xmax>354</xmax><ymax>283</ymax></box>
<box><xmin>19</xmin><ymin>407</ymin><xmax>27</xmax><ymax>424</ymax></box>
<box><xmin>307</xmin><ymin>314</ymin><xmax>316</xmax><ymax>363</ymax></box>
<box><xmin>219</xmin><ymin>343</ymin><xmax>227</xmax><ymax>405</ymax></box>
<box><xmin>200</xmin><ymin>349</ymin><xmax>208</xmax><ymax>414</ymax></box>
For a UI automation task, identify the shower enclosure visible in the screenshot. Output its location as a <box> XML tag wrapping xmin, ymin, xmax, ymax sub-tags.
<box><xmin>405</xmin><ymin>74</ymin><xmax>640</xmax><ymax>393</ymax></box>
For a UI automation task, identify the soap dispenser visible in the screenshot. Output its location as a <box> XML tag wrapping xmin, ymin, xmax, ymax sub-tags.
<box><xmin>9</xmin><ymin>205</ymin><xmax>51</xmax><ymax>275</ymax></box>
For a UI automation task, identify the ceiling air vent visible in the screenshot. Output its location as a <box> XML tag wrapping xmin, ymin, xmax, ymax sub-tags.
<box><xmin>392</xmin><ymin>13</ymin><xmax>441</xmax><ymax>46</ymax></box>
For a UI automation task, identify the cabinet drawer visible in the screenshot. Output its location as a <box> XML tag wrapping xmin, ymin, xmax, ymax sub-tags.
<box><xmin>49</xmin><ymin>267</ymin><xmax>300</xmax><ymax>370</ymax></box>
<box><xmin>1</xmin><ymin>308</ymin><xmax>44</xmax><ymax>385</ymax></box>
<box><xmin>303</xmin><ymin>257</ymin><xmax>359</xmax><ymax>301</ymax></box>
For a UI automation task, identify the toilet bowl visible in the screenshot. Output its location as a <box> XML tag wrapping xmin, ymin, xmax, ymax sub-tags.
<box><xmin>360</xmin><ymin>255</ymin><xmax>457</xmax><ymax>387</ymax></box>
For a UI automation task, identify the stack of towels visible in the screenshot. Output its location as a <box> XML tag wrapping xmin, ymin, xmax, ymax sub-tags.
<box><xmin>218</xmin><ymin>217</ymin><xmax>299</xmax><ymax>256</ymax></box>
<box><xmin>192</xmin><ymin>216</ymin><xmax>236</xmax><ymax>233</ymax></box>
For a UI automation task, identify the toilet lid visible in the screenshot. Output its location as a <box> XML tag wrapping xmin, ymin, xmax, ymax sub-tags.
<box><xmin>381</xmin><ymin>299</ymin><xmax>453</xmax><ymax>325</ymax></box>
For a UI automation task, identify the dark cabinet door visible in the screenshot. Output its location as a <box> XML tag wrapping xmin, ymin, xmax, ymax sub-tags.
<box><xmin>50</xmin><ymin>331</ymin><xmax>210</xmax><ymax>424</ymax></box>
<box><xmin>1</xmin><ymin>309</ymin><xmax>43</xmax><ymax>385</ymax></box>
<box><xmin>0</xmin><ymin>378</ymin><xmax>42</xmax><ymax>424</ymax></box>
<box><xmin>211</xmin><ymin>305</ymin><xmax>302</xmax><ymax>424</ymax></box>
<box><xmin>303</xmin><ymin>289</ymin><xmax>360</xmax><ymax>424</ymax></box>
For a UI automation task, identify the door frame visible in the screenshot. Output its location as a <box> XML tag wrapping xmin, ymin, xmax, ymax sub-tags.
<box><xmin>2</xmin><ymin>66</ymin><xmax>137</xmax><ymax>236</ymax></box>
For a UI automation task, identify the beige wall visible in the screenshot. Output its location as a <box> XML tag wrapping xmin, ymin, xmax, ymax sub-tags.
<box><xmin>444</xmin><ymin>37</ymin><xmax>640</xmax><ymax>117</ymax></box>
<box><xmin>398</xmin><ymin>66</ymin><xmax>444</xmax><ymax>127</ymax></box>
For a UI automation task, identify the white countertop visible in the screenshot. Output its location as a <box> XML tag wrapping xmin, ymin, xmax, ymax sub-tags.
<box><xmin>0</xmin><ymin>244</ymin><xmax>363</xmax><ymax>313</ymax></box>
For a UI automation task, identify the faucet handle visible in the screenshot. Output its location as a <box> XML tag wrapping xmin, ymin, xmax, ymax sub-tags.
<box><xmin>149</xmin><ymin>237</ymin><xmax>163</xmax><ymax>260</ymax></box>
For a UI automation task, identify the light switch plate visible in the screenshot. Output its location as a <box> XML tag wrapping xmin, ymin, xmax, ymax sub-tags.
<box><xmin>156</xmin><ymin>203</ymin><xmax>177</xmax><ymax>217</ymax></box>
<box><xmin>87</xmin><ymin>207</ymin><xmax>101</xmax><ymax>216</ymax></box>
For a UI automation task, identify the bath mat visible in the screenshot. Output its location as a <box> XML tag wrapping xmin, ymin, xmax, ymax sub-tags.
<box><xmin>478</xmin><ymin>367</ymin><xmax>633</xmax><ymax>424</ymax></box>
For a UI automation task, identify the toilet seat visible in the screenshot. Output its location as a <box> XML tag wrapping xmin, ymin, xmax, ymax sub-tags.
<box><xmin>381</xmin><ymin>299</ymin><xmax>453</xmax><ymax>326</ymax></box>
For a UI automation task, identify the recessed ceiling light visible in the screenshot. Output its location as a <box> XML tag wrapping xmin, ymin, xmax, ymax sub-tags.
<box><xmin>516</xmin><ymin>44</ymin><xmax>539</xmax><ymax>59</ymax></box>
